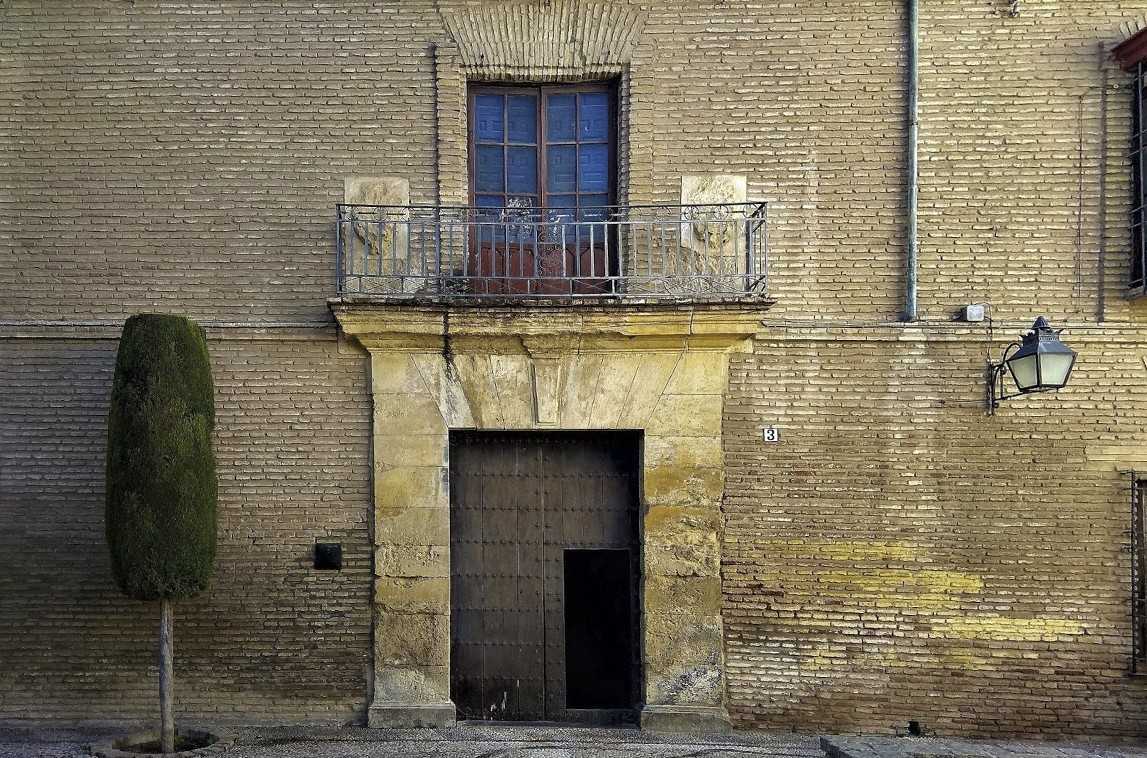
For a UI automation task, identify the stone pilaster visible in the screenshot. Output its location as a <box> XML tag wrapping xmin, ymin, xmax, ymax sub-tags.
<box><xmin>368</xmin><ymin>351</ymin><xmax>454</xmax><ymax>727</ymax></box>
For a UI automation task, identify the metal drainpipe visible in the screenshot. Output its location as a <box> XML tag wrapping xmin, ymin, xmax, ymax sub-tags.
<box><xmin>904</xmin><ymin>0</ymin><xmax>920</xmax><ymax>322</ymax></box>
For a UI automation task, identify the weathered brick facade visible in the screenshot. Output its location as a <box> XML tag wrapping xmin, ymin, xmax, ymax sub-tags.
<box><xmin>3</xmin><ymin>0</ymin><xmax>1147</xmax><ymax>739</ymax></box>
<box><xmin>0</xmin><ymin>332</ymin><xmax>373</xmax><ymax>722</ymax></box>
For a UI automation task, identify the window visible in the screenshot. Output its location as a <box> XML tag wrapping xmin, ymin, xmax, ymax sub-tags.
<box><xmin>1118</xmin><ymin>28</ymin><xmax>1147</xmax><ymax>294</ymax></box>
<box><xmin>1133</xmin><ymin>63</ymin><xmax>1147</xmax><ymax>293</ymax></box>
<box><xmin>465</xmin><ymin>83</ymin><xmax>618</xmax><ymax>294</ymax></box>
<box><xmin>468</xmin><ymin>83</ymin><xmax>616</xmax><ymax>220</ymax></box>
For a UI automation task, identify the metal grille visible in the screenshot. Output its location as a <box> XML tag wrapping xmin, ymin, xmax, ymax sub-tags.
<box><xmin>1132</xmin><ymin>62</ymin><xmax>1147</xmax><ymax>294</ymax></box>
<box><xmin>449</xmin><ymin>431</ymin><xmax>640</xmax><ymax>723</ymax></box>
<box><xmin>335</xmin><ymin>202</ymin><xmax>768</xmax><ymax>300</ymax></box>
<box><xmin>1133</xmin><ymin>474</ymin><xmax>1147</xmax><ymax>670</ymax></box>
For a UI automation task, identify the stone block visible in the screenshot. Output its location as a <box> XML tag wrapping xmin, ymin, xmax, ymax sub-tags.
<box><xmin>375</xmin><ymin>544</ymin><xmax>449</xmax><ymax>579</ymax></box>
<box><xmin>375</xmin><ymin>466</ymin><xmax>447</xmax><ymax>511</ymax></box>
<box><xmin>368</xmin><ymin>702</ymin><xmax>456</xmax><ymax>729</ymax></box>
<box><xmin>663</xmin><ymin>352</ymin><xmax>729</xmax><ymax>396</ymax></box>
<box><xmin>371</xmin><ymin>352</ymin><xmax>428</xmax><ymax>395</ymax></box>
<box><xmin>489</xmin><ymin>353</ymin><xmax>535</xmax><ymax>428</ymax></box>
<box><xmin>374</xmin><ymin>392</ymin><xmax>446</xmax><ymax>437</ymax></box>
<box><xmin>559</xmin><ymin>355</ymin><xmax>604</xmax><ymax>428</ymax></box>
<box><xmin>451</xmin><ymin>353</ymin><xmax>503</xmax><ymax>427</ymax></box>
<box><xmin>644</xmin><ymin>505</ymin><xmax>721</xmax><ymax>577</ymax></box>
<box><xmin>375</xmin><ymin>507</ymin><xmax>449</xmax><ymax>548</ymax></box>
<box><xmin>644</xmin><ymin>435</ymin><xmax>723</xmax><ymax>471</ymax></box>
<box><xmin>375</xmin><ymin>577</ymin><xmax>451</xmax><ymax>614</ymax></box>
<box><xmin>644</xmin><ymin>463</ymin><xmax>724</xmax><ymax>508</ymax></box>
<box><xmin>645</xmin><ymin>394</ymin><xmax>723</xmax><ymax>437</ymax></box>
<box><xmin>344</xmin><ymin>177</ymin><xmax>411</xmax><ymax>280</ymax></box>
<box><xmin>644</xmin><ymin>538</ymin><xmax>720</xmax><ymax>579</ymax></box>
<box><xmin>588</xmin><ymin>353</ymin><xmax>643</xmax><ymax>428</ymax></box>
<box><xmin>345</xmin><ymin>175</ymin><xmax>410</xmax><ymax>206</ymax></box>
<box><xmin>373</xmin><ymin>666</ymin><xmax>451</xmax><ymax>704</ymax></box>
<box><xmin>640</xmin><ymin>705</ymin><xmax>731</xmax><ymax>734</ymax></box>
<box><xmin>643</xmin><ymin>612</ymin><xmax>725</xmax><ymax>706</ymax></box>
<box><xmin>681</xmin><ymin>174</ymin><xmax>747</xmax><ymax>206</ymax></box>
<box><xmin>644</xmin><ymin>575</ymin><xmax>722</xmax><ymax>618</ymax></box>
<box><xmin>616</xmin><ymin>352</ymin><xmax>680</xmax><ymax>428</ymax></box>
<box><xmin>376</xmin><ymin>433</ymin><xmax>448</xmax><ymax>469</ymax></box>
<box><xmin>532</xmin><ymin>358</ymin><xmax>562</xmax><ymax>425</ymax></box>
<box><xmin>645</xmin><ymin>502</ymin><xmax>720</xmax><ymax>540</ymax></box>
<box><xmin>411</xmin><ymin>353</ymin><xmax>476</xmax><ymax>428</ymax></box>
<box><xmin>374</xmin><ymin>611</ymin><xmax>449</xmax><ymax>667</ymax></box>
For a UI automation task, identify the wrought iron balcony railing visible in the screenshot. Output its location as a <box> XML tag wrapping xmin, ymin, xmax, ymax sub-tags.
<box><xmin>335</xmin><ymin>202</ymin><xmax>768</xmax><ymax>300</ymax></box>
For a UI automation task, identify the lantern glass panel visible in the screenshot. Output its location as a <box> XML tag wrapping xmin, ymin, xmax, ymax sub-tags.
<box><xmin>1039</xmin><ymin>352</ymin><xmax>1075</xmax><ymax>388</ymax></box>
<box><xmin>1007</xmin><ymin>353</ymin><xmax>1040</xmax><ymax>392</ymax></box>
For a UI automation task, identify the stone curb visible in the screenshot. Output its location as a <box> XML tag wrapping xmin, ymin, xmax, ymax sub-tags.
<box><xmin>89</xmin><ymin>727</ymin><xmax>235</xmax><ymax>758</ymax></box>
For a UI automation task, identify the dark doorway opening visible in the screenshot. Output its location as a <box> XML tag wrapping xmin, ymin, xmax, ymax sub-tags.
<box><xmin>449</xmin><ymin>431</ymin><xmax>640</xmax><ymax>724</ymax></box>
<box><xmin>564</xmin><ymin>549</ymin><xmax>633</xmax><ymax>709</ymax></box>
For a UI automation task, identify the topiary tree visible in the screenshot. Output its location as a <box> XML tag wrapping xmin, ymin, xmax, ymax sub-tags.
<box><xmin>106</xmin><ymin>314</ymin><xmax>216</xmax><ymax>754</ymax></box>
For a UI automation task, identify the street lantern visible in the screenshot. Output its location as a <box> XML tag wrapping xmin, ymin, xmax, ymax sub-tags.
<box><xmin>987</xmin><ymin>316</ymin><xmax>1077</xmax><ymax>415</ymax></box>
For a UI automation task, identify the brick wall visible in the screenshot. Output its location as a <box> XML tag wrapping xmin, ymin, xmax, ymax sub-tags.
<box><xmin>0</xmin><ymin>333</ymin><xmax>372</xmax><ymax>723</ymax></box>
<box><xmin>4</xmin><ymin>0</ymin><xmax>1147</xmax><ymax>737</ymax></box>
<box><xmin>2</xmin><ymin>1</ymin><xmax>1140</xmax><ymax>322</ymax></box>
<box><xmin>725</xmin><ymin>328</ymin><xmax>1147</xmax><ymax>738</ymax></box>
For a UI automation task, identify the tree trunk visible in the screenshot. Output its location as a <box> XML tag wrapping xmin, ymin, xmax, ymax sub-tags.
<box><xmin>159</xmin><ymin>599</ymin><xmax>174</xmax><ymax>754</ymax></box>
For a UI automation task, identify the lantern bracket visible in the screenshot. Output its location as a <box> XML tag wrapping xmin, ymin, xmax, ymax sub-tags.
<box><xmin>986</xmin><ymin>341</ymin><xmax>1024</xmax><ymax>415</ymax></box>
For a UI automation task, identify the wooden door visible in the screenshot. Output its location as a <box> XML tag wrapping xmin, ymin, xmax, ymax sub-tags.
<box><xmin>449</xmin><ymin>431</ymin><xmax>640</xmax><ymax>723</ymax></box>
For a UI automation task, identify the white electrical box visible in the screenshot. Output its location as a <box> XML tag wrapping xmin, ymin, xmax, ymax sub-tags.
<box><xmin>962</xmin><ymin>304</ymin><xmax>986</xmax><ymax>322</ymax></box>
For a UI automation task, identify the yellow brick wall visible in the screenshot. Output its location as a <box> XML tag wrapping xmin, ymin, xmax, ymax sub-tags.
<box><xmin>726</xmin><ymin>326</ymin><xmax>1147</xmax><ymax>737</ymax></box>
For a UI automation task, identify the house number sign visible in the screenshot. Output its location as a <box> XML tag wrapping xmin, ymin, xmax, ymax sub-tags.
<box><xmin>762</xmin><ymin>426</ymin><xmax>781</xmax><ymax>443</ymax></box>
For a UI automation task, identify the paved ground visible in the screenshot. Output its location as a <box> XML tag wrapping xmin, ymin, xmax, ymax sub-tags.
<box><xmin>0</xmin><ymin>723</ymin><xmax>822</xmax><ymax>758</ymax></box>
<box><xmin>822</xmin><ymin>736</ymin><xmax>1147</xmax><ymax>758</ymax></box>
<box><xmin>3</xmin><ymin>724</ymin><xmax>1147</xmax><ymax>758</ymax></box>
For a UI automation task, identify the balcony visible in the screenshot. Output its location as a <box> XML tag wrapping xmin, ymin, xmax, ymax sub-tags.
<box><xmin>335</xmin><ymin>203</ymin><xmax>768</xmax><ymax>302</ymax></box>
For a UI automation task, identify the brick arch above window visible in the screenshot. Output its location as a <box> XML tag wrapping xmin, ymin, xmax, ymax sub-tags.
<box><xmin>432</xmin><ymin>1</ymin><xmax>647</xmax><ymax>207</ymax></box>
<box><xmin>439</xmin><ymin>0</ymin><xmax>645</xmax><ymax>80</ymax></box>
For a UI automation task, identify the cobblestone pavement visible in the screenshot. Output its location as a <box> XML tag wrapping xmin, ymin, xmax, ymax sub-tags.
<box><xmin>4</xmin><ymin>724</ymin><xmax>1147</xmax><ymax>758</ymax></box>
<box><xmin>821</xmin><ymin>736</ymin><xmax>1147</xmax><ymax>758</ymax></box>
<box><xmin>0</xmin><ymin>724</ymin><xmax>821</xmax><ymax>758</ymax></box>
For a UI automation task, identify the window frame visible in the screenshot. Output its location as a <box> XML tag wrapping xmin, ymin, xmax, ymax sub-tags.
<box><xmin>1117</xmin><ymin>29</ymin><xmax>1147</xmax><ymax>297</ymax></box>
<box><xmin>466</xmin><ymin>81</ymin><xmax>618</xmax><ymax>215</ymax></box>
<box><xmin>1132</xmin><ymin>62</ymin><xmax>1147</xmax><ymax>296</ymax></box>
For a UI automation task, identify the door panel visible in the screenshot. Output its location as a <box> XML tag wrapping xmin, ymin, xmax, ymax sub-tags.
<box><xmin>449</xmin><ymin>437</ymin><xmax>546</xmax><ymax>721</ymax></box>
<box><xmin>449</xmin><ymin>431</ymin><xmax>639</xmax><ymax>723</ymax></box>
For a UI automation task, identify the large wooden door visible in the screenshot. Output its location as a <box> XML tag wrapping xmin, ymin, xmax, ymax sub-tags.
<box><xmin>449</xmin><ymin>431</ymin><xmax>640</xmax><ymax>723</ymax></box>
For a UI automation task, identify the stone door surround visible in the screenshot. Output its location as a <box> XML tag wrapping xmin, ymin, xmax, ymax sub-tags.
<box><xmin>331</xmin><ymin>301</ymin><xmax>760</xmax><ymax>733</ymax></box>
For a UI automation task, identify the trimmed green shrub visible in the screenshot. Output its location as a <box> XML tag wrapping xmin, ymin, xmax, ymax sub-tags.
<box><xmin>106</xmin><ymin>314</ymin><xmax>217</xmax><ymax>601</ymax></box>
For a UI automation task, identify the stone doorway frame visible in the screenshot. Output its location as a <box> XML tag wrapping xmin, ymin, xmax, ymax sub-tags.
<box><xmin>332</xmin><ymin>301</ymin><xmax>760</xmax><ymax>733</ymax></box>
